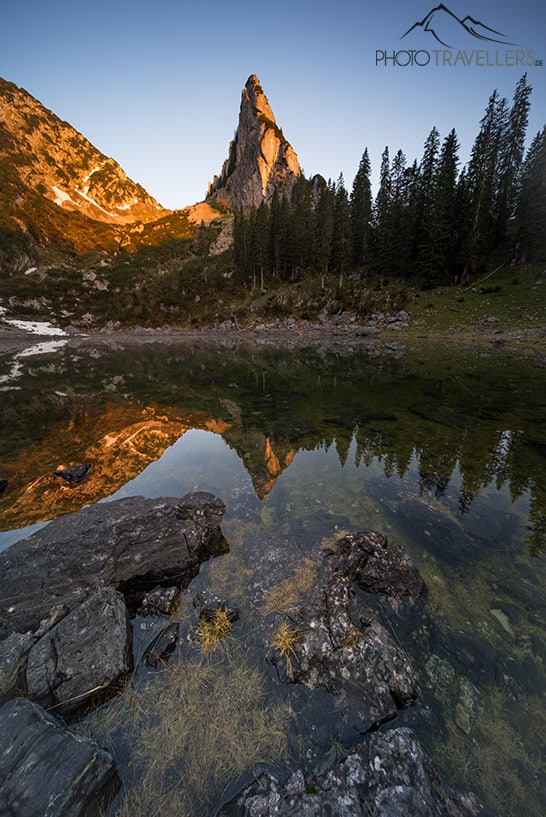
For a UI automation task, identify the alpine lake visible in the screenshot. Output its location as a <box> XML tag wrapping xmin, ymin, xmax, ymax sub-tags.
<box><xmin>0</xmin><ymin>332</ymin><xmax>544</xmax><ymax>817</ymax></box>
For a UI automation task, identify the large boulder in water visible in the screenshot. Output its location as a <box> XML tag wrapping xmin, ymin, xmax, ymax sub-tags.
<box><xmin>270</xmin><ymin>531</ymin><xmax>427</xmax><ymax>732</ymax></box>
<box><xmin>0</xmin><ymin>492</ymin><xmax>226</xmax><ymax>639</ymax></box>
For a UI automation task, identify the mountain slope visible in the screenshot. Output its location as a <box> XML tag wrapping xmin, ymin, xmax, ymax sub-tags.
<box><xmin>0</xmin><ymin>77</ymin><xmax>168</xmax><ymax>225</ymax></box>
<box><xmin>207</xmin><ymin>74</ymin><xmax>301</xmax><ymax>209</ymax></box>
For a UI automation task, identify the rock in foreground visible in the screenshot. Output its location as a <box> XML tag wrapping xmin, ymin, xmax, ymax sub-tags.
<box><xmin>271</xmin><ymin>531</ymin><xmax>427</xmax><ymax>731</ymax></box>
<box><xmin>0</xmin><ymin>697</ymin><xmax>119</xmax><ymax>817</ymax></box>
<box><xmin>0</xmin><ymin>492</ymin><xmax>226</xmax><ymax>639</ymax></box>
<box><xmin>26</xmin><ymin>587</ymin><xmax>132</xmax><ymax>717</ymax></box>
<box><xmin>219</xmin><ymin>727</ymin><xmax>496</xmax><ymax>817</ymax></box>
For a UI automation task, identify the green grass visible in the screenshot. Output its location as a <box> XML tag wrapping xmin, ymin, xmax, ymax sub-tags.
<box><xmin>396</xmin><ymin>265</ymin><xmax>545</xmax><ymax>342</ymax></box>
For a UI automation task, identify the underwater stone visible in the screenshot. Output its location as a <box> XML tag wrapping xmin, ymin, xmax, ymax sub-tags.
<box><xmin>218</xmin><ymin>726</ymin><xmax>498</xmax><ymax>817</ymax></box>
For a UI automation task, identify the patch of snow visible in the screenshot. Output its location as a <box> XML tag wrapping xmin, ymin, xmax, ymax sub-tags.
<box><xmin>5</xmin><ymin>319</ymin><xmax>66</xmax><ymax>336</ymax></box>
<box><xmin>51</xmin><ymin>186</ymin><xmax>73</xmax><ymax>206</ymax></box>
<box><xmin>82</xmin><ymin>165</ymin><xmax>102</xmax><ymax>185</ymax></box>
<box><xmin>73</xmin><ymin>185</ymin><xmax>119</xmax><ymax>218</ymax></box>
<box><xmin>24</xmin><ymin>267</ymin><xmax>37</xmax><ymax>275</ymax></box>
<box><xmin>0</xmin><ymin>305</ymin><xmax>66</xmax><ymax>336</ymax></box>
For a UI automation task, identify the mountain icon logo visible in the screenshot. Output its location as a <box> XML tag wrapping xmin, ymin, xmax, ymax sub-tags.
<box><xmin>401</xmin><ymin>4</ymin><xmax>516</xmax><ymax>48</ymax></box>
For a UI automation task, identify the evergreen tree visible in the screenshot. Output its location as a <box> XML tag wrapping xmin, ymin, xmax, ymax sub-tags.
<box><xmin>372</xmin><ymin>147</ymin><xmax>392</xmax><ymax>281</ymax></box>
<box><xmin>269</xmin><ymin>192</ymin><xmax>290</xmax><ymax>278</ymax></box>
<box><xmin>252</xmin><ymin>201</ymin><xmax>270</xmax><ymax>289</ymax></box>
<box><xmin>423</xmin><ymin>129</ymin><xmax>460</xmax><ymax>282</ymax></box>
<box><xmin>350</xmin><ymin>149</ymin><xmax>372</xmax><ymax>267</ymax></box>
<box><xmin>495</xmin><ymin>74</ymin><xmax>532</xmax><ymax>241</ymax></box>
<box><xmin>516</xmin><ymin>125</ymin><xmax>546</xmax><ymax>262</ymax></box>
<box><xmin>389</xmin><ymin>149</ymin><xmax>412</xmax><ymax>276</ymax></box>
<box><xmin>312</xmin><ymin>177</ymin><xmax>335</xmax><ymax>280</ymax></box>
<box><xmin>463</xmin><ymin>90</ymin><xmax>507</xmax><ymax>274</ymax></box>
<box><xmin>287</xmin><ymin>177</ymin><xmax>314</xmax><ymax>276</ymax></box>
<box><xmin>414</xmin><ymin>127</ymin><xmax>440</xmax><ymax>266</ymax></box>
<box><xmin>331</xmin><ymin>174</ymin><xmax>352</xmax><ymax>281</ymax></box>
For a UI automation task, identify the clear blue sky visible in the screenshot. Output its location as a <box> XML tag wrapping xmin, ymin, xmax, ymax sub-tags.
<box><xmin>1</xmin><ymin>1</ymin><xmax>544</xmax><ymax>209</ymax></box>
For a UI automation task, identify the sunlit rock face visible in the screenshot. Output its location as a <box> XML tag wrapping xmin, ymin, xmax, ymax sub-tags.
<box><xmin>207</xmin><ymin>74</ymin><xmax>301</xmax><ymax>209</ymax></box>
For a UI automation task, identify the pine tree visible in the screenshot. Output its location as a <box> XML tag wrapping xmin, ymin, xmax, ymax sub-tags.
<box><xmin>516</xmin><ymin>125</ymin><xmax>546</xmax><ymax>262</ymax></box>
<box><xmin>373</xmin><ymin>147</ymin><xmax>392</xmax><ymax>281</ymax></box>
<box><xmin>389</xmin><ymin>149</ymin><xmax>413</xmax><ymax>276</ymax></box>
<box><xmin>312</xmin><ymin>177</ymin><xmax>334</xmax><ymax>281</ymax></box>
<box><xmin>495</xmin><ymin>74</ymin><xmax>532</xmax><ymax>241</ymax></box>
<box><xmin>423</xmin><ymin>129</ymin><xmax>460</xmax><ymax>283</ymax></box>
<box><xmin>350</xmin><ymin>149</ymin><xmax>372</xmax><ymax>267</ymax></box>
<box><xmin>331</xmin><ymin>174</ymin><xmax>352</xmax><ymax>283</ymax></box>
<box><xmin>287</xmin><ymin>177</ymin><xmax>314</xmax><ymax>276</ymax></box>
<box><xmin>414</xmin><ymin>127</ymin><xmax>440</xmax><ymax>267</ymax></box>
<box><xmin>253</xmin><ymin>202</ymin><xmax>270</xmax><ymax>289</ymax></box>
<box><xmin>463</xmin><ymin>90</ymin><xmax>507</xmax><ymax>274</ymax></box>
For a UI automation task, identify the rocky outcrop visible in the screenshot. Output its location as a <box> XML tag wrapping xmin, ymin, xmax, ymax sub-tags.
<box><xmin>270</xmin><ymin>531</ymin><xmax>427</xmax><ymax>732</ymax></box>
<box><xmin>0</xmin><ymin>491</ymin><xmax>226</xmax><ymax>639</ymax></box>
<box><xmin>207</xmin><ymin>74</ymin><xmax>301</xmax><ymax>209</ymax></box>
<box><xmin>0</xmin><ymin>697</ymin><xmax>119</xmax><ymax>817</ymax></box>
<box><xmin>218</xmin><ymin>727</ymin><xmax>497</xmax><ymax>817</ymax></box>
<box><xmin>26</xmin><ymin>587</ymin><xmax>132</xmax><ymax>717</ymax></box>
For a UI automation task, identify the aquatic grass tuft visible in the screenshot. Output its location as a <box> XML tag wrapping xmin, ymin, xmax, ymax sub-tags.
<box><xmin>272</xmin><ymin>621</ymin><xmax>301</xmax><ymax>679</ymax></box>
<box><xmin>196</xmin><ymin>608</ymin><xmax>232</xmax><ymax>651</ymax></box>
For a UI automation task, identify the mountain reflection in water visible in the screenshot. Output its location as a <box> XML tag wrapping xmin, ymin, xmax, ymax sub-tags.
<box><xmin>0</xmin><ymin>336</ymin><xmax>544</xmax><ymax>817</ymax></box>
<box><xmin>0</xmin><ymin>337</ymin><xmax>544</xmax><ymax>556</ymax></box>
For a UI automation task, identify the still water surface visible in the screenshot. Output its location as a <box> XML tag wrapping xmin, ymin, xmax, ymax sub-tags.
<box><xmin>0</xmin><ymin>336</ymin><xmax>544</xmax><ymax>816</ymax></box>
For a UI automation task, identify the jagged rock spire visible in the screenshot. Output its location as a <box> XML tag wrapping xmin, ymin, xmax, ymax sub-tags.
<box><xmin>207</xmin><ymin>74</ymin><xmax>301</xmax><ymax>210</ymax></box>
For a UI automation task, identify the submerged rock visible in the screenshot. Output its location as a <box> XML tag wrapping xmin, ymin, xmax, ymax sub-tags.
<box><xmin>0</xmin><ymin>697</ymin><xmax>119</xmax><ymax>817</ymax></box>
<box><xmin>136</xmin><ymin>621</ymin><xmax>179</xmax><ymax>670</ymax></box>
<box><xmin>218</xmin><ymin>727</ymin><xmax>496</xmax><ymax>817</ymax></box>
<box><xmin>193</xmin><ymin>589</ymin><xmax>240</xmax><ymax>623</ymax></box>
<box><xmin>0</xmin><ymin>491</ymin><xmax>226</xmax><ymax>639</ymax></box>
<box><xmin>270</xmin><ymin>531</ymin><xmax>426</xmax><ymax>732</ymax></box>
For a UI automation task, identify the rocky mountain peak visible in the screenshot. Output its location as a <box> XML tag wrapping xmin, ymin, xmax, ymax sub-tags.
<box><xmin>207</xmin><ymin>74</ymin><xmax>301</xmax><ymax>210</ymax></box>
